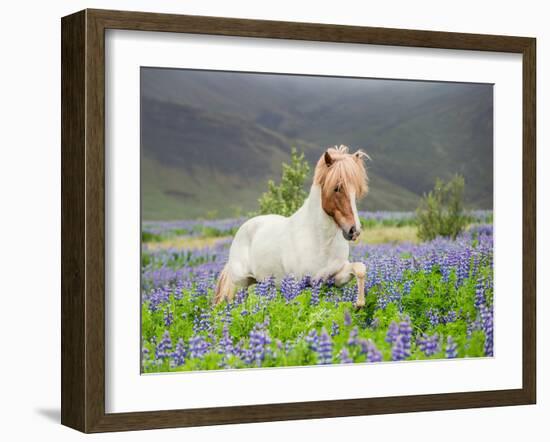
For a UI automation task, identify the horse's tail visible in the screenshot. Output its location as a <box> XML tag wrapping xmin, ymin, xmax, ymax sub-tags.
<box><xmin>213</xmin><ymin>264</ymin><xmax>233</xmax><ymax>306</ymax></box>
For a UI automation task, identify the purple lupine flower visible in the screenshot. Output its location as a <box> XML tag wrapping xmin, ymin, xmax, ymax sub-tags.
<box><xmin>331</xmin><ymin>321</ymin><xmax>340</xmax><ymax>337</ymax></box>
<box><xmin>475</xmin><ymin>277</ymin><xmax>485</xmax><ymax>309</ymax></box>
<box><xmin>480</xmin><ymin>304</ymin><xmax>494</xmax><ymax>356</ymax></box>
<box><xmin>446</xmin><ymin>336</ymin><xmax>458</xmax><ymax>359</ymax></box>
<box><xmin>267</xmin><ymin>276</ymin><xmax>277</xmax><ymax>301</ymax></box>
<box><xmin>456</xmin><ymin>251</ymin><xmax>471</xmax><ymax>287</ymax></box>
<box><xmin>317</xmin><ymin>328</ymin><xmax>333</xmax><ymax>365</ymax></box>
<box><xmin>376</xmin><ymin>294</ymin><xmax>390</xmax><ymax>310</ymax></box>
<box><xmin>163</xmin><ymin>308</ymin><xmax>174</xmax><ymax>327</ymax></box>
<box><xmin>255</xmin><ymin>278</ymin><xmax>276</xmax><ymax>300</ymax></box>
<box><xmin>386</xmin><ymin>321</ymin><xmax>399</xmax><ymax>344</ymax></box>
<box><xmin>234</xmin><ymin>288</ymin><xmax>248</xmax><ymax>305</ymax></box>
<box><xmin>467</xmin><ymin>314</ymin><xmax>482</xmax><ymax>338</ymax></box>
<box><xmin>344</xmin><ymin>310</ymin><xmax>352</xmax><ymax>327</ymax></box>
<box><xmin>218</xmin><ymin>326</ymin><xmax>234</xmax><ymax>358</ymax></box>
<box><xmin>155</xmin><ymin>330</ymin><xmax>172</xmax><ymax>360</ymax></box>
<box><xmin>427</xmin><ymin>308</ymin><xmax>439</xmax><ymax>327</ymax></box>
<box><xmin>193</xmin><ymin>275</ymin><xmax>210</xmax><ymax>299</ymax></box>
<box><xmin>249</xmin><ymin>322</ymin><xmax>271</xmax><ymax>366</ymax></box>
<box><xmin>385</xmin><ymin>316</ymin><xmax>412</xmax><ymax>361</ymax></box>
<box><xmin>141</xmin><ymin>345</ymin><xmax>150</xmax><ymax>366</ymax></box>
<box><xmin>310</xmin><ymin>279</ymin><xmax>321</xmax><ymax>306</ymax></box>
<box><xmin>398</xmin><ymin>316</ymin><xmax>412</xmax><ymax>347</ymax></box>
<box><xmin>148</xmin><ymin>286</ymin><xmax>171</xmax><ymax>312</ymax></box>
<box><xmin>255</xmin><ymin>279</ymin><xmax>269</xmax><ymax>297</ymax></box>
<box><xmin>440</xmin><ymin>255</ymin><xmax>451</xmax><ymax>282</ymax></box>
<box><xmin>189</xmin><ymin>335</ymin><xmax>209</xmax><ymax>359</ymax></box>
<box><xmin>233</xmin><ymin>338</ymin><xmax>245</xmax><ymax>360</ymax></box>
<box><xmin>241</xmin><ymin>348</ymin><xmax>254</xmax><ymax>365</ymax></box>
<box><xmin>305</xmin><ymin>329</ymin><xmax>319</xmax><ymax>352</ymax></box>
<box><xmin>192</xmin><ymin>307</ymin><xmax>211</xmax><ymax>333</ymax></box>
<box><xmin>442</xmin><ymin>310</ymin><xmax>457</xmax><ymax>324</ymax></box>
<box><xmin>173</xmin><ymin>280</ymin><xmax>185</xmax><ymax>300</ymax></box>
<box><xmin>220</xmin><ymin>304</ymin><xmax>233</xmax><ymax>326</ymax></box>
<box><xmin>285</xmin><ymin>340</ymin><xmax>295</xmax><ymax>354</ymax></box>
<box><xmin>391</xmin><ymin>335</ymin><xmax>407</xmax><ymax>361</ymax></box>
<box><xmin>298</xmin><ymin>275</ymin><xmax>311</xmax><ymax>291</ymax></box>
<box><xmin>418</xmin><ymin>333</ymin><xmax>440</xmax><ymax>356</ymax></box>
<box><xmin>387</xmin><ymin>283</ymin><xmax>401</xmax><ymax>305</ymax></box>
<box><xmin>339</xmin><ymin>347</ymin><xmax>353</xmax><ymax>364</ymax></box>
<box><xmin>366</xmin><ymin>340</ymin><xmax>382</xmax><ymax>363</ymax></box>
<box><xmin>171</xmin><ymin>338</ymin><xmax>186</xmax><ymax>367</ymax></box>
<box><xmin>358</xmin><ymin>338</ymin><xmax>369</xmax><ymax>355</ymax></box>
<box><xmin>281</xmin><ymin>275</ymin><xmax>299</xmax><ymax>302</ymax></box>
<box><xmin>342</xmin><ymin>286</ymin><xmax>357</xmax><ymax>303</ymax></box>
<box><xmin>251</xmin><ymin>303</ymin><xmax>263</xmax><ymax>315</ymax></box>
<box><xmin>347</xmin><ymin>327</ymin><xmax>359</xmax><ymax>346</ymax></box>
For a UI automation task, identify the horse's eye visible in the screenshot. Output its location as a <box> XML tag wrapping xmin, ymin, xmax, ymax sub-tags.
<box><xmin>334</xmin><ymin>186</ymin><xmax>340</xmax><ymax>193</ymax></box>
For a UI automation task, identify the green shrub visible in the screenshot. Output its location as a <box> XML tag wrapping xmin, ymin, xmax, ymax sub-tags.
<box><xmin>141</xmin><ymin>231</ymin><xmax>164</xmax><ymax>242</ymax></box>
<box><xmin>258</xmin><ymin>147</ymin><xmax>310</xmax><ymax>217</ymax></box>
<box><xmin>416</xmin><ymin>174</ymin><xmax>468</xmax><ymax>241</ymax></box>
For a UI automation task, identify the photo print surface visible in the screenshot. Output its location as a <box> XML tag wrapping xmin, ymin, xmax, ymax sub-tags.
<box><xmin>140</xmin><ymin>68</ymin><xmax>494</xmax><ymax>373</ymax></box>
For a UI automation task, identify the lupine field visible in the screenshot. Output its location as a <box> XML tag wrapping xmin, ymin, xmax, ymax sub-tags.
<box><xmin>141</xmin><ymin>211</ymin><xmax>494</xmax><ymax>373</ymax></box>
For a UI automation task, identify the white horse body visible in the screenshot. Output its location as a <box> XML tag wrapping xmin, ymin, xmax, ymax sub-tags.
<box><xmin>214</xmin><ymin>145</ymin><xmax>368</xmax><ymax>307</ymax></box>
<box><xmin>227</xmin><ymin>185</ymin><xmax>351</xmax><ymax>286</ymax></box>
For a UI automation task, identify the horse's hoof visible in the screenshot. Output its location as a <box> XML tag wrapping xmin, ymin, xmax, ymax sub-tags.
<box><xmin>354</xmin><ymin>303</ymin><xmax>365</xmax><ymax>310</ymax></box>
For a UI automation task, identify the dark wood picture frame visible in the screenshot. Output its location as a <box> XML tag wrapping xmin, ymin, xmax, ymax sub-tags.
<box><xmin>61</xmin><ymin>8</ymin><xmax>536</xmax><ymax>433</ymax></box>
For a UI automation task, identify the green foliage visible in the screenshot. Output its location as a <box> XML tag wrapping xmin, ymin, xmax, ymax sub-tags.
<box><xmin>416</xmin><ymin>174</ymin><xmax>468</xmax><ymax>241</ymax></box>
<box><xmin>199</xmin><ymin>226</ymin><xmax>239</xmax><ymax>238</ymax></box>
<box><xmin>141</xmin><ymin>258</ymin><xmax>493</xmax><ymax>372</ymax></box>
<box><xmin>141</xmin><ymin>231</ymin><xmax>164</xmax><ymax>243</ymax></box>
<box><xmin>205</xmin><ymin>210</ymin><xmax>219</xmax><ymax>220</ymax></box>
<box><xmin>359</xmin><ymin>216</ymin><xmax>417</xmax><ymax>229</ymax></box>
<box><xmin>258</xmin><ymin>147</ymin><xmax>310</xmax><ymax>217</ymax></box>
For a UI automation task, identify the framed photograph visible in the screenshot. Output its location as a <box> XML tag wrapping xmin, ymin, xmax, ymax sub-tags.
<box><xmin>61</xmin><ymin>9</ymin><xmax>536</xmax><ymax>433</ymax></box>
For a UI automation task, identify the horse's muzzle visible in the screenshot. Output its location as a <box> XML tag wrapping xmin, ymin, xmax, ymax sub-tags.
<box><xmin>343</xmin><ymin>225</ymin><xmax>360</xmax><ymax>241</ymax></box>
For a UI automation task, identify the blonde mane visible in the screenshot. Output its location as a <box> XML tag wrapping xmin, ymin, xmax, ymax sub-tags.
<box><xmin>313</xmin><ymin>145</ymin><xmax>369</xmax><ymax>197</ymax></box>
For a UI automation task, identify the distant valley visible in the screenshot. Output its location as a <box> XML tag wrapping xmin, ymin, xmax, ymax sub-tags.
<box><xmin>141</xmin><ymin>68</ymin><xmax>493</xmax><ymax>220</ymax></box>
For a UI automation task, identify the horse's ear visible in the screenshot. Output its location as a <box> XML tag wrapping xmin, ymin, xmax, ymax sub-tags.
<box><xmin>324</xmin><ymin>151</ymin><xmax>334</xmax><ymax>167</ymax></box>
<box><xmin>354</xmin><ymin>150</ymin><xmax>370</xmax><ymax>162</ymax></box>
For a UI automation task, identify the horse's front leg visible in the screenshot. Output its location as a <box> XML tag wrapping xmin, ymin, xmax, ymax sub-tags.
<box><xmin>333</xmin><ymin>261</ymin><xmax>367</xmax><ymax>308</ymax></box>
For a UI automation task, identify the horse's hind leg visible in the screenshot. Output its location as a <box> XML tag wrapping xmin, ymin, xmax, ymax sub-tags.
<box><xmin>334</xmin><ymin>261</ymin><xmax>367</xmax><ymax>308</ymax></box>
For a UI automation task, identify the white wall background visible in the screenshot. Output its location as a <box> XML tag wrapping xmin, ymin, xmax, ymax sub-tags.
<box><xmin>0</xmin><ymin>0</ymin><xmax>546</xmax><ymax>439</ymax></box>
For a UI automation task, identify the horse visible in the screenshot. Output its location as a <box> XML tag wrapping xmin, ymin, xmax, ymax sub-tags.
<box><xmin>213</xmin><ymin>145</ymin><xmax>369</xmax><ymax>308</ymax></box>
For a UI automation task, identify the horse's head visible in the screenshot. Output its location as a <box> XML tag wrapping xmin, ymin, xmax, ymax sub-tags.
<box><xmin>314</xmin><ymin>145</ymin><xmax>369</xmax><ymax>241</ymax></box>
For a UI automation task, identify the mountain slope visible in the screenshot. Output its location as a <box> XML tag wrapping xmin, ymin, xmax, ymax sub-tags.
<box><xmin>141</xmin><ymin>68</ymin><xmax>493</xmax><ymax>220</ymax></box>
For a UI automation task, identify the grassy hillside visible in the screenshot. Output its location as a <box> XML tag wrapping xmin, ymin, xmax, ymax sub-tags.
<box><xmin>141</xmin><ymin>68</ymin><xmax>493</xmax><ymax>220</ymax></box>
